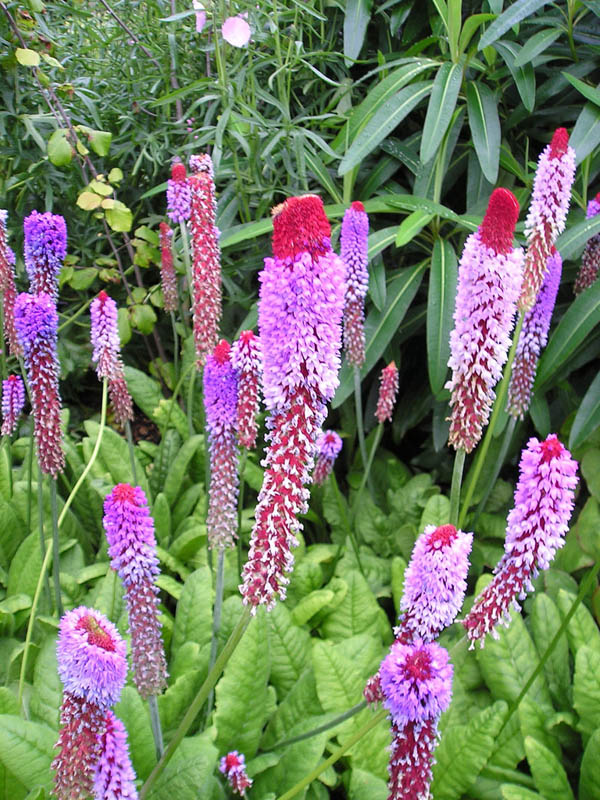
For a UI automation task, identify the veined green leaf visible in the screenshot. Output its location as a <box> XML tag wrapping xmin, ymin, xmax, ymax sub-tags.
<box><xmin>570</xmin><ymin>102</ymin><xmax>600</xmax><ymax>163</ymax></box>
<box><xmin>479</xmin><ymin>0</ymin><xmax>553</xmax><ymax>49</ymax></box>
<box><xmin>466</xmin><ymin>81</ymin><xmax>501</xmax><ymax>183</ymax></box>
<box><xmin>524</xmin><ymin>736</ymin><xmax>575</xmax><ymax>800</ymax></box>
<box><xmin>0</xmin><ymin>716</ymin><xmax>55</xmax><ymax>790</ymax></box>
<box><xmin>513</xmin><ymin>28</ymin><xmax>561</xmax><ymax>66</ymax></box>
<box><xmin>343</xmin><ymin>0</ymin><xmax>372</xmax><ymax>64</ymax></box>
<box><xmin>569</xmin><ymin>372</ymin><xmax>600</xmax><ymax>449</ymax></box>
<box><xmin>574</xmin><ymin>646</ymin><xmax>600</xmax><ymax>739</ymax></box>
<box><xmin>420</xmin><ymin>61</ymin><xmax>464</xmax><ymax>164</ymax></box>
<box><xmin>580</xmin><ymin>729</ymin><xmax>600</xmax><ymax>800</ymax></box>
<box><xmin>427</xmin><ymin>239</ymin><xmax>458</xmax><ymax>395</ymax></box>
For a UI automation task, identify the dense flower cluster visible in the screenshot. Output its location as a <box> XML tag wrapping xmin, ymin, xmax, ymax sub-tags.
<box><xmin>241</xmin><ymin>195</ymin><xmax>345</xmax><ymax>611</ymax></box>
<box><xmin>508</xmin><ymin>250</ymin><xmax>561</xmax><ymax>419</ymax></box>
<box><xmin>159</xmin><ymin>222</ymin><xmax>178</xmax><ymax>312</ymax></box>
<box><xmin>1</xmin><ymin>374</ymin><xmax>25</xmax><ymax>435</ymax></box>
<box><xmin>519</xmin><ymin>128</ymin><xmax>575</xmax><ymax>311</ymax></box>
<box><xmin>166</xmin><ymin>162</ymin><xmax>191</xmax><ymax>223</ymax></box>
<box><xmin>93</xmin><ymin>711</ymin><xmax>138</xmax><ymax>800</ymax></box>
<box><xmin>0</xmin><ymin>210</ymin><xmax>21</xmax><ymax>356</ymax></box>
<box><xmin>463</xmin><ymin>434</ymin><xmax>578</xmax><ymax>647</ymax></box>
<box><xmin>103</xmin><ymin>483</ymin><xmax>167</xmax><ymax>698</ymax></box>
<box><xmin>574</xmin><ymin>193</ymin><xmax>600</xmax><ymax>295</ymax></box>
<box><xmin>90</xmin><ymin>291</ymin><xmax>134</xmax><ymax>427</ymax></box>
<box><xmin>446</xmin><ymin>188</ymin><xmax>523</xmax><ymax>453</ymax></box>
<box><xmin>219</xmin><ymin>751</ymin><xmax>253</xmax><ymax>796</ymax></box>
<box><xmin>231</xmin><ymin>330</ymin><xmax>262</xmax><ymax>449</ymax></box>
<box><xmin>341</xmin><ymin>201</ymin><xmax>369</xmax><ymax>367</ymax></box>
<box><xmin>14</xmin><ymin>292</ymin><xmax>65</xmax><ymax>477</ymax></box>
<box><xmin>313</xmin><ymin>430</ymin><xmax>343</xmax><ymax>485</ymax></box>
<box><xmin>189</xmin><ymin>154</ymin><xmax>221</xmax><ymax>367</ymax></box>
<box><xmin>23</xmin><ymin>210</ymin><xmax>67</xmax><ymax>299</ymax></box>
<box><xmin>204</xmin><ymin>340</ymin><xmax>239</xmax><ymax>549</ymax></box>
<box><xmin>375</xmin><ymin>361</ymin><xmax>399</xmax><ymax>424</ymax></box>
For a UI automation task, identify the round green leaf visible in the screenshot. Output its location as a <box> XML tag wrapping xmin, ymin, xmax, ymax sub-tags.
<box><xmin>15</xmin><ymin>48</ymin><xmax>40</xmax><ymax>66</ymax></box>
<box><xmin>47</xmin><ymin>129</ymin><xmax>72</xmax><ymax>167</ymax></box>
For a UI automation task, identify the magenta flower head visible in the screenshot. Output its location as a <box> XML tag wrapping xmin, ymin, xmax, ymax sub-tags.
<box><xmin>204</xmin><ymin>339</ymin><xmax>239</xmax><ymax>550</ymax></box>
<box><xmin>94</xmin><ymin>711</ymin><xmax>138</xmax><ymax>800</ymax></box>
<box><xmin>446</xmin><ymin>188</ymin><xmax>524</xmax><ymax>453</ymax></box>
<box><xmin>189</xmin><ymin>153</ymin><xmax>221</xmax><ymax>367</ymax></box>
<box><xmin>508</xmin><ymin>249</ymin><xmax>562</xmax><ymax>419</ymax></box>
<box><xmin>313</xmin><ymin>430</ymin><xmax>343</xmax><ymax>485</ymax></box>
<box><xmin>463</xmin><ymin>434</ymin><xmax>578</xmax><ymax>647</ymax></box>
<box><xmin>231</xmin><ymin>330</ymin><xmax>262</xmax><ymax>449</ymax></box>
<box><xmin>341</xmin><ymin>201</ymin><xmax>369</xmax><ymax>368</ymax></box>
<box><xmin>53</xmin><ymin>606</ymin><xmax>128</xmax><ymax>800</ymax></box>
<box><xmin>219</xmin><ymin>751</ymin><xmax>252</xmax><ymax>797</ymax></box>
<box><xmin>103</xmin><ymin>483</ymin><xmax>167</xmax><ymax>697</ymax></box>
<box><xmin>574</xmin><ymin>192</ymin><xmax>600</xmax><ymax>295</ymax></box>
<box><xmin>23</xmin><ymin>210</ymin><xmax>67</xmax><ymax>299</ymax></box>
<box><xmin>241</xmin><ymin>195</ymin><xmax>345</xmax><ymax>611</ymax></box>
<box><xmin>520</xmin><ymin>128</ymin><xmax>576</xmax><ymax>311</ymax></box>
<box><xmin>375</xmin><ymin>361</ymin><xmax>399</xmax><ymax>424</ymax></box>
<box><xmin>14</xmin><ymin>291</ymin><xmax>65</xmax><ymax>477</ymax></box>
<box><xmin>166</xmin><ymin>161</ymin><xmax>191</xmax><ymax>223</ymax></box>
<box><xmin>398</xmin><ymin>524</ymin><xmax>472</xmax><ymax>643</ymax></box>
<box><xmin>1</xmin><ymin>374</ymin><xmax>25</xmax><ymax>436</ymax></box>
<box><xmin>0</xmin><ymin>210</ymin><xmax>21</xmax><ymax>357</ymax></box>
<box><xmin>159</xmin><ymin>221</ymin><xmax>178</xmax><ymax>312</ymax></box>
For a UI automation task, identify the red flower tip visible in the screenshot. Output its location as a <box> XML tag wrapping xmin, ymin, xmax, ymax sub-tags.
<box><xmin>159</xmin><ymin>221</ymin><xmax>170</xmax><ymax>234</ymax></box>
<box><xmin>271</xmin><ymin>194</ymin><xmax>331</xmax><ymax>260</ymax></box>
<box><xmin>596</xmin><ymin>192</ymin><xmax>600</xmax><ymax>203</ymax></box>
<box><xmin>213</xmin><ymin>339</ymin><xmax>231</xmax><ymax>364</ymax></box>
<box><xmin>540</xmin><ymin>434</ymin><xmax>563</xmax><ymax>463</ymax></box>
<box><xmin>351</xmin><ymin>201</ymin><xmax>365</xmax><ymax>212</ymax></box>
<box><xmin>427</xmin><ymin>524</ymin><xmax>457</xmax><ymax>548</ymax></box>
<box><xmin>171</xmin><ymin>163</ymin><xmax>187</xmax><ymax>181</ymax></box>
<box><xmin>97</xmin><ymin>290</ymin><xmax>108</xmax><ymax>303</ymax></box>
<box><xmin>238</xmin><ymin>330</ymin><xmax>256</xmax><ymax>345</ymax></box>
<box><xmin>112</xmin><ymin>483</ymin><xmax>137</xmax><ymax>504</ymax></box>
<box><xmin>75</xmin><ymin>614</ymin><xmax>116</xmax><ymax>651</ymax></box>
<box><xmin>479</xmin><ymin>188</ymin><xmax>520</xmax><ymax>254</ymax></box>
<box><xmin>549</xmin><ymin>128</ymin><xmax>569</xmax><ymax>159</ymax></box>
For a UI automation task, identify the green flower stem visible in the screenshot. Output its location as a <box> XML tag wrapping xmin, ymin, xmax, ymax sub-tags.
<box><xmin>179</xmin><ymin>222</ymin><xmax>193</xmax><ymax>309</ymax></box>
<box><xmin>187</xmin><ymin>368</ymin><xmax>196</xmax><ymax>437</ymax></box>
<box><xmin>353</xmin><ymin>366</ymin><xmax>369</xmax><ymax>479</ymax></box>
<box><xmin>2</xmin><ymin>435</ymin><xmax>12</xmax><ymax>497</ymax></box>
<box><xmin>272</xmin><ymin>700</ymin><xmax>367</xmax><ymax>750</ymax></box>
<box><xmin>170</xmin><ymin>311</ymin><xmax>179</xmax><ymax>386</ymax></box>
<box><xmin>125</xmin><ymin>420</ymin><xmax>138</xmax><ymax>485</ymax></box>
<box><xmin>49</xmin><ymin>477</ymin><xmax>63</xmax><ymax>617</ymax></box>
<box><xmin>237</xmin><ymin>448</ymin><xmax>248</xmax><ymax>578</ymax></box>
<box><xmin>25</xmin><ymin>429</ymin><xmax>34</xmax><ymax>534</ymax></box>
<box><xmin>277</xmin><ymin>707</ymin><xmax>388</xmax><ymax>800</ymax></box>
<box><xmin>472</xmin><ymin>416</ymin><xmax>517</xmax><ymax>526</ymax></box>
<box><xmin>351</xmin><ymin>423</ymin><xmax>383</xmax><ymax>525</ymax></box>
<box><xmin>148</xmin><ymin>694</ymin><xmax>164</xmax><ymax>760</ymax></box>
<box><xmin>458</xmin><ymin>312</ymin><xmax>525</xmax><ymax>529</ymax></box>
<box><xmin>37</xmin><ymin>470</ymin><xmax>51</xmax><ymax>608</ymax></box>
<box><xmin>449</xmin><ymin>447</ymin><xmax>466</xmax><ymax>527</ymax></box>
<box><xmin>140</xmin><ymin>607</ymin><xmax>252</xmax><ymax>799</ymax></box>
<box><xmin>18</xmin><ymin>378</ymin><xmax>108</xmax><ymax>712</ymax></box>
<box><xmin>206</xmin><ymin>547</ymin><xmax>226</xmax><ymax>719</ymax></box>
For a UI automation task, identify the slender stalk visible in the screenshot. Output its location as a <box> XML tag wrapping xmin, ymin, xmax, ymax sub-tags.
<box><xmin>2</xmin><ymin>435</ymin><xmax>12</xmax><ymax>497</ymax></box>
<box><xmin>353</xmin><ymin>366</ymin><xmax>369</xmax><ymax>477</ymax></box>
<box><xmin>179</xmin><ymin>222</ymin><xmax>193</xmax><ymax>308</ymax></box>
<box><xmin>351</xmin><ymin>423</ymin><xmax>383</xmax><ymax>524</ymax></box>
<box><xmin>187</xmin><ymin>368</ymin><xmax>196</xmax><ymax>436</ymax></box>
<box><xmin>148</xmin><ymin>695</ymin><xmax>164</xmax><ymax>760</ymax></box>
<box><xmin>472</xmin><ymin>416</ymin><xmax>517</xmax><ymax>526</ymax></box>
<box><xmin>277</xmin><ymin>708</ymin><xmax>388</xmax><ymax>800</ymax></box>
<box><xmin>125</xmin><ymin>420</ymin><xmax>138</xmax><ymax>485</ymax></box>
<box><xmin>272</xmin><ymin>700</ymin><xmax>367</xmax><ymax>750</ymax></box>
<box><xmin>237</xmin><ymin>449</ymin><xmax>248</xmax><ymax>578</ymax></box>
<box><xmin>140</xmin><ymin>607</ymin><xmax>252</xmax><ymax>799</ymax></box>
<box><xmin>25</xmin><ymin>428</ymin><xmax>34</xmax><ymax>533</ymax></box>
<box><xmin>18</xmin><ymin>379</ymin><xmax>108</xmax><ymax>711</ymax></box>
<box><xmin>170</xmin><ymin>311</ymin><xmax>179</xmax><ymax>386</ymax></box>
<box><xmin>206</xmin><ymin>548</ymin><xmax>226</xmax><ymax>718</ymax></box>
<box><xmin>36</xmin><ymin>470</ymin><xmax>52</xmax><ymax>609</ymax></box>
<box><xmin>50</xmin><ymin>478</ymin><xmax>63</xmax><ymax>617</ymax></box>
<box><xmin>449</xmin><ymin>448</ymin><xmax>466</xmax><ymax>527</ymax></box>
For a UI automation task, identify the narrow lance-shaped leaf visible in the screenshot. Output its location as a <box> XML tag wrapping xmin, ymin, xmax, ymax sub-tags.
<box><xmin>427</xmin><ymin>239</ymin><xmax>458</xmax><ymax>395</ymax></box>
<box><xmin>420</xmin><ymin>61</ymin><xmax>464</xmax><ymax>164</ymax></box>
<box><xmin>570</xmin><ymin>102</ymin><xmax>600</xmax><ymax>164</ymax></box>
<box><xmin>466</xmin><ymin>81</ymin><xmax>501</xmax><ymax>183</ymax></box>
<box><xmin>479</xmin><ymin>0</ymin><xmax>553</xmax><ymax>49</ymax></box>
<box><xmin>494</xmin><ymin>41</ymin><xmax>535</xmax><ymax>112</ymax></box>
<box><xmin>569</xmin><ymin>372</ymin><xmax>600</xmax><ymax>449</ymax></box>
<box><xmin>343</xmin><ymin>0</ymin><xmax>373</xmax><ymax>64</ymax></box>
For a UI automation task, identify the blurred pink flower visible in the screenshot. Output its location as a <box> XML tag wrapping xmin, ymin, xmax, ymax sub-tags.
<box><xmin>193</xmin><ymin>1</ymin><xmax>207</xmax><ymax>32</ymax></box>
<box><xmin>222</xmin><ymin>15</ymin><xmax>251</xmax><ymax>46</ymax></box>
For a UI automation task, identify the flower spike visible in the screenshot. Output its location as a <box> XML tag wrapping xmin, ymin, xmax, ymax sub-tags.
<box><xmin>23</xmin><ymin>210</ymin><xmax>67</xmax><ymax>300</ymax></box>
<box><xmin>574</xmin><ymin>193</ymin><xmax>600</xmax><ymax>295</ymax></box>
<box><xmin>1</xmin><ymin>375</ymin><xmax>25</xmax><ymax>436</ymax></box>
<box><xmin>159</xmin><ymin>222</ymin><xmax>178</xmax><ymax>312</ymax></box>
<box><xmin>375</xmin><ymin>361</ymin><xmax>399</xmax><ymax>424</ymax></box>
<box><xmin>313</xmin><ymin>430</ymin><xmax>343</xmax><ymax>485</ymax></box>
<box><xmin>341</xmin><ymin>201</ymin><xmax>369</xmax><ymax>367</ymax></box>
<box><xmin>231</xmin><ymin>330</ymin><xmax>262</xmax><ymax>449</ymax></box>
<box><xmin>166</xmin><ymin>162</ymin><xmax>191</xmax><ymax>223</ymax></box>
<box><xmin>0</xmin><ymin>210</ymin><xmax>21</xmax><ymax>356</ymax></box>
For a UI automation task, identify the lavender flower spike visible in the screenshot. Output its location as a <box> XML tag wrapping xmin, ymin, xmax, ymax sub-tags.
<box><xmin>204</xmin><ymin>339</ymin><xmax>239</xmax><ymax>550</ymax></box>
<box><xmin>231</xmin><ymin>330</ymin><xmax>262</xmax><ymax>449</ymax></box>
<box><xmin>94</xmin><ymin>711</ymin><xmax>138</xmax><ymax>800</ymax></box>
<box><xmin>166</xmin><ymin>162</ymin><xmax>191</xmax><ymax>223</ymax></box>
<box><xmin>23</xmin><ymin>210</ymin><xmax>67</xmax><ymax>299</ymax></box>
<box><xmin>463</xmin><ymin>434</ymin><xmax>578</xmax><ymax>647</ymax></box>
<box><xmin>0</xmin><ymin>209</ymin><xmax>21</xmax><ymax>356</ymax></box>
<box><xmin>446</xmin><ymin>188</ymin><xmax>523</xmax><ymax>453</ymax></box>
<box><xmin>103</xmin><ymin>484</ymin><xmax>167</xmax><ymax>698</ymax></box>
<box><xmin>508</xmin><ymin>249</ymin><xmax>561</xmax><ymax>419</ymax></box>
<box><xmin>341</xmin><ymin>201</ymin><xmax>369</xmax><ymax>367</ymax></box>
<box><xmin>574</xmin><ymin>193</ymin><xmax>600</xmax><ymax>295</ymax></box>
<box><xmin>313</xmin><ymin>430</ymin><xmax>342</xmax><ymax>485</ymax></box>
<box><xmin>1</xmin><ymin>375</ymin><xmax>25</xmax><ymax>435</ymax></box>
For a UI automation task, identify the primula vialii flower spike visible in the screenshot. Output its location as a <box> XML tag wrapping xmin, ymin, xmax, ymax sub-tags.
<box><xmin>219</xmin><ymin>751</ymin><xmax>253</xmax><ymax>797</ymax></box>
<box><xmin>463</xmin><ymin>434</ymin><xmax>578</xmax><ymax>648</ymax></box>
<box><xmin>520</xmin><ymin>127</ymin><xmax>576</xmax><ymax>311</ymax></box>
<box><xmin>313</xmin><ymin>430</ymin><xmax>343</xmax><ymax>485</ymax></box>
<box><xmin>93</xmin><ymin>711</ymin><xmax>138</xmax><ymax>800</ymax></box>
<box><xmin>508</xmin><ymin>249</ymin><xmax>561</xmax><ymax>419</ymax></box>
<box><xmin>103</xmin><ymin>483</ymin><xmax>168</xmax><ymax>698</ymax></box>
<box><xmin>0</xmin><ymin>210</ymin><xmax>21</xmax><ymax>357</ymax></box>
<box><xmin>231</xmin><ymin>330</ymin><xmax>262</xmax><ymax>449</ymax></box>
<box><xmin>446</xmin><ymin>188</ymin><xmax>524</xmax><ymax>453</ymax></box>
<box><xmin>1</xmin><ymin>375</ymin><xmax>25</xmax><ymax>436</ymax></box>
<box><xmin>52</xmin><ymin>607</ymin><xmax>128</xmax><ymax>800</ymax></box>
<box><xmin>189</xmin><ymin>154</ymin><xmax>221</xmax><ymax>367</ymax></box>
<box><xmin>14</xmin><ymin>292</ymin><xmax>65</xmax><ymax>477</ymax></box>
<box><xmin>166</xmin><ymin>161</ymin><xmax>191</xmax><ymax>223</ymax></box>
<box><xmin>574</xmin><ymin>193</ymin><xmax>600</xmax><ymax>295</ymax></box>
<box><xmin>159</xmin><ymin>222</ymin><xmax>178</xmax><ymax>312</ymax></box>
<box><xmin>379</xmin><ymin>640</ymin><xmax>453</xmax><ymax>800</ymax></box>
<box><xmin>23</xmin><ymin>210</ymin><xmax>67</xmax><ymax>300</ymax></box>
<box><xmin>241</xmin><ymin>195</ymin><xmax>345</xmax><ymax>611</ymax></box>
<box><xmin>90</xmin><ymin>291</ymin><xmax>134</xmax><ymax>427</ymax></box>
<box><xmin>204</xmin><ymin>340</ymin><xmax>239</xmax><ymax>549</ymax></box>
<box><xmin>341</xmin><ymin>201</ymin><xmax>369</xmax><ymax>367</ymax></box>
<box><xmin>375</xmin><ymin>361</ymin><xmax>399</xmax><ymax>424</ymax></box>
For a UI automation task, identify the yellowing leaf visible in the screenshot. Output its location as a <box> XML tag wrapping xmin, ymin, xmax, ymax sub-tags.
<box><xmin>89</xmin><ymin>179</ymin><xmax>113</xmax><ymax>197</ymax></box>
<box><xmin>76</xmin><ymin>191</ymin><xmax>102</xmax><ymax>210</ymax></box>
<box><xmin>15</xmin><ymin>48</ymin><xmax>40</xmax><ymax>66</ymax></box>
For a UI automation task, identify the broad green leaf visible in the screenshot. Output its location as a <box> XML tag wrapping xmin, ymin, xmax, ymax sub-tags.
<box><xmin>570</xmin><ymin>102</ymin><xmax>600</xmax><ymax>164</ymax></box>
<box><xmin>253</xmin><ymin>723</ymin><xmax>328</xmax><ymax>799</ymax></box>
<box><xmin>570</xmin><ymin>372</ymin><xmax>600</xmax><ymax>448</ymax></box>
<box><xmin>343</xmin><ymin>0</ymin><xmax>372</xmax><ymax>63</ymax></box>
<box><xmin>30</xmin><ymin>636</ymin><xmax>60</xmax><ymax>729</ymax></box>
<box><xmin>105</xmin><ymin>200</ymin><xmax>132</xmax><ymax>232</ymax></box>
<box><xmin>267</xmin><ymin>602</ymin><xmax>311</xmax><ymax>698</ymax></box>
<box><xmin>427</xmin><ymin>238</ymin><xmax>457</xmax><ymax>395</ymax></box>
<box><xmin>171</xmin><ymin>566</ymin><xmax>212</xmax><ymax>655</ymax></box>
<box><xmin>501</xmin><ymin>787</ymin><xmax>545</xmax><ymax>800</ymax></box>
<box><xmin>556</xmin><ymin>589</ymin><xmax>600</xmax><ymax>656</ymax></box>
<box><xmin>152</xmin><ymin>492</ymin><xmax>171</xmax><ymax>547</ymax></box>
<box><xmin>562</xmin><ymin>73</ymin><xmax>600</xmax><ymax>106</ymax></box>
<box><xmin>123</xmin><ymin>367</ymin><xmax>162</xmax><ymax>420</ymax></box>
<box><xmin>262</xmin><ymin>668</ymin><xmax>323</xmax><ymax>748</ymax></box>
<box><xmin>513</xmin><ymin>27</ymin><xmax>561</xmax><ymax>66</ymax></box>
<box><xmin>163</xmin><ymin>434</ymin><xmax>203</xmax><ymax>506</ymax></box>
<box><xmin>15</xmin><ymin>48</ymin><xmax>40</xmax><ymax>66</ymax></box>
<box><xmin>524</xmin><ymin>736</ymin><xmax>574</xmax><ymax>800</ymax></box>
<box><xmin>556</xmin><ymin>213</ymin><xmax>600</xmax><ymax>260</ymax></box>
<box><xmin>319</xmin><ymin>570</ymin><xmax>380</xmax><ymax>640</ymax></box>
<box><xmin>0</xmin><ymin>499</ymin><xmax>25</xmax><ymax>567</ymax></box>
<box><xmin>530</xmin><ymin>594</ymin><xmax>570</xmax><ymax>709</ymax></box>
<box><xmin>291</xmin><ymin>589</ymin><xmax>334</xmax><ymax>627</ymax></box>
<box><xmin>582</xmin><ymin>450</ymin><xmax>600</xmax><ymax>502</ymax></box>
<box><xmin>495</xmin><ymin>41</ymin><xmax>535</xmax><ymax>112</ymax></box>
<box><xmin>395</xmin><ymin>210</ymin><xmax>433</xmax><ymax>246</ymax></box>
<box><xmin>76</xmin><ymin>190</ymin><xmax>102</xmax><ymax>210</ymax></box>
<box><xmin>518</xmin><ymin>695</ymin><xmax>560</xmax><ymax>758</ymax></box>
<box><xmin>579</xmin><ymin>728</ymin><xmax>600</xmax><ymax>800</ymax></box>
<box><xmin>87</xmin><ymin>129</ymin><xmax>112</xmax><ymax>157</ymax></box>
<box><xmin>419</xmin><ymin>493</ymin><xmax>451</xmax><ymax>529</ymax></box>
<box><xmin>535</xmin><ymin>281</ymin><xmax>600</xmax><ymax>389</ymax></box>
<box><xmin>83</xmin><ymin>420</ymin><xmax>149</xmax><ymax>498</ymax></box>
<box><xmin>432</xmin><ymin>701</ymin><xmax>508</xmax><ymax>800</ymax></box>
<box><xmin>157</xmin><ymin>672</ymin><xmax>201</xmax><ymax>737</ymax></box>
<box><xmin>47</xmin><ymin>129</ymin><xmax>72</xmax><ymax>167</ymax></box>
<box><xmin>130</xmin><ymin>303</ymin><xmax>156</xmax><ymax>334</ymax></box>
<box><xmin>420</xmin><ymin>61</ymin><xmax>463</xmax><ymax>164</ymax></box>
<box><xmin>0</xmin><ymin>716</ymin><xmax>55</xmax><ymax>791</ymax></box>
<box><xmin>349</xmin><ymin>768</ymin><xmax>387</xmax><ymax>800</ymax></box>
<box><xmin>466</xmin><ymin>82</ymin><xmax>501</xmax><ymax>183</ymax></box>
<box><xmin>115</xmin><ymin>687</ymin><xmax>155</xmax><ymax>781</ymax></box>
<box><xmin>8</xmin><ymin>534</ymin><xmax>42</xmax><ymax>601</ymax></box>
<box><xmin>338</xmin><ymin>82</ymin><xmax>432</xmax><ymax>175</ymax></box>
<box><xmin>573</xmin><ymin>646</ymin><xmax>600</xmax><ymax>737</ymax></box>
<box><xmin>333</xmin><ymin>262</ymin><xmax>426</xmax><ymax>407</ymax></box>
<box><xmin>215</xmin><ymin>610</ymin><xmax>270</xmax><ymax>759</ymax></box>
<box><xmin>479</xmin><ymin>0</ymin><xmax>553</xmax><ymax>49</ymax></box>
<box><xmin>147</xmin><ymin>736</ymin><xmax>217</xmax><ymax>800</ymax></box>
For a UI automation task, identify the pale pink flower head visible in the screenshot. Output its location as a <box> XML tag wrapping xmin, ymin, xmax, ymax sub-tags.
<box><xmin>193</xmin><ymin>0</ymin><xmax>206</xmax><ymax>32</ymax></box>
<box><xmin>375</xmin><ymin>361</ymin><xmax>399</xmax><ymax>424</ymax></box>
<box><xmin>219</xmin><ymin>751</ymin><xmax>252</xmax><ymax>796</ymax></box>
<box><xmin>222</xmin><ymin>14</ymin><xmax>251</xmax><ymax>47</ymax></box>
